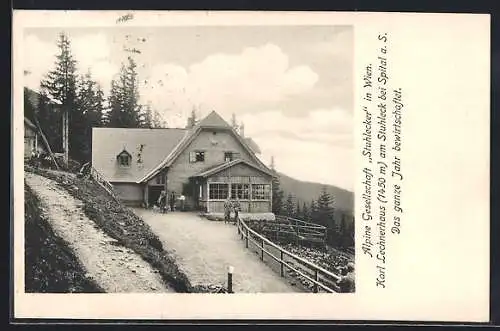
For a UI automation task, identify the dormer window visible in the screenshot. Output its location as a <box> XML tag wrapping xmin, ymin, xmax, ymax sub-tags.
<box><xmin>117</xmin><ymin>149</ymin><xmax>132</xmax><ymax>168</ymax></box>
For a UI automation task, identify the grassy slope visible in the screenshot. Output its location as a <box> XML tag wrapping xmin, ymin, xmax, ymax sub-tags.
<box><xmin>28</xmin><ymin>167</ymin><xmax>196</xmax><ymax>293</ymax></box>
<box><xmin>24</xmin><ymin>182</ymin><xmax>104</xmax><ymax>293</ymax></box>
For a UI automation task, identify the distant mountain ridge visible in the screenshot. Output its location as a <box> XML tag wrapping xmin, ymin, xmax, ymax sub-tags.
<box><xmin>278</xmin><ymin>172</ymin><xmax>354</xmax><ymax>215</ymax></box>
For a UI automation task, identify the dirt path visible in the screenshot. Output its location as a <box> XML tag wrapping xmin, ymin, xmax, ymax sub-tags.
<box><xmin>25</xmin><ymin>172</ymin><xmax>172</xmax><ymax>293</ymax></box>
<box><xmin>134</xmin><ymin>209</ymin><xmax>300</xmax><ymax>293</ymax></box>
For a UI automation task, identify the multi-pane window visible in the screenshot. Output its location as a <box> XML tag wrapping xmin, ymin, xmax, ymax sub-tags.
<box><xmin>231</xmin><ymin>183</ymin><xmax>250</xmax><ymax>200</ymax></box>
<box><xmin>209</xmin><ymin>183</ymin><xmax>229</xmax><ymax>200</ymax></box>
<box><xmin>252</xmin><ymin>184</ymin><xmax>271</xmax><ymax>200</ymax></box>
<box><xmin>156</xmin><ymin>174</ymin><xmax>166</xmax><ymax>185</ymax></box>
<box><xmin>224</xmin><ymin>151</ymin><xmax>241</xmax><ymax>162</ymax></box>
<box><xmin>189</xmin><ymin>151</ymin><xmax>205</xmax><ymax>163</ymax></box>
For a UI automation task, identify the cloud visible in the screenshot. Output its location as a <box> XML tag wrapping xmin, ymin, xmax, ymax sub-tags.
<box><xmin>22</xmin><ymin>32</ymin><xmax>353</xmax><ymax>190</ymax></box>
<box><xmin>256</xmin><ymin>133</ymin><xmax>354</xmax><ymax>191</ymax></box>
<box><xmin>70</xmin><ymin>33</ymin><xmax>119</xmax><ymax>90</ymax></box>
<box><xmin>141</xmin><ymin>43</ymin><xmax>319</xmax><ymax>121</ymax></box>
<box><xmin>239</xmin><ymin>107</ymin><xmax>353</xmax><ymax>139</ymax></box>
<box><xmin>239</xmin><ymin>108</ymin><xmax>354</xmax><ymax>190</ymax></box>
<box><xmin>23</xmin><ymin>34</ymin><xmax>58</xmax><ymax>91</ymax></box>
<box><xmin>23</xmin><ymin>33</ymin><xmax>118</xmax><ymax>92</ymax></box>
<box><xmin>309</xmin><ymin>27</ymin><xmax>353</xmax><ymax>60</ymax></box>
<box><xmin>24</xmin><ymin>35</ymin><xmax>319</xmax><ymax>122</ymax></box>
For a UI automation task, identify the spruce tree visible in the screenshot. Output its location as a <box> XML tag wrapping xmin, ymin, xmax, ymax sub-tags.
<box><xmin>285</xmin><ymin>193</ymin><xmax>295</xmax><ymax>218</ymax></box>
<box><xmin>40</xmin><ymin>32</ymin><xmax>79</xmax><ymax>159</ymax></box>
<box><xmin>316</xmin><ymin>186</ymin><xmax>335</xmax><ymax>227</ymax></box>
<box><xmin>35</xmin><ymin>90</ymin><xmax>62</xmax><ymax>152</ymax></box>
<box><xmin>24</xmin><ymin>88</ymin><xmax>36</xmax><ymax>121</ymax></box>
<box><xmin>106</xmin><ymin>57</ymin><xmax>142</xmax><ymax>128</ymax></box>
<box><xmin>310</xmin><ymin>199</ymin><xmax>318</xmax><ymax>222</ymax></box>
<box><xmin>302</xmin><ymin>202</ymin><xmax>309</xmax><ymax>221</ymax></box>
<box><xmin>295</xmin><ymin>200</ymin><xmax>301</xmax><ymax>219</ymax></box>
<box><xmin>76</xmin><ymin>72</ymin><xmax>105</xmax><ymax>161</ymax></box>
<box><xmin>270</xmin><ymin>156</ymin><xmax>284</xmax><ymax>215</ymax></box>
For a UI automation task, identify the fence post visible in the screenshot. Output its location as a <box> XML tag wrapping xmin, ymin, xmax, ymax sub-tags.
<box><xmin>245</xmin><ymin>227</ymin><xmax>249</xmax><ymax>248</ymax></box>
<box><xmin>227</xmin><ymin>265</ymin><xmax>234</xmax><ymax>293</ymax></box>
<box><xmin>296</xmin><ymin>219</ymin><xmax>300</xmax><ymax>246</ymax></box>
<box><xmin>280</xmin><ymin>250</ymin><xmax>284</xmax><ymax>277</ymax></box>
<box><xmin>260</xmin><ymin>237</ymin><xmax>264</xmax><ymax>261</ymax></box>
<box><xmin>314</xmin><ymin>269</ymin><xmax>319</xmax><ymax>293</ymax></box>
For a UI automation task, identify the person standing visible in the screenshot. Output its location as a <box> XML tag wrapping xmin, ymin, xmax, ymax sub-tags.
<box><xmin>224</xmin><ymin>198</ymin><xmax>231</xmax><ymax>224</ymax></box>
<box><xmin>169</xmin><ymin>191</ymin><xmax>176</xmax><ymax>212</ymax></box>
<box><xmin>232</xmin><ymin>198</ymin><xmax>241</xmax><ymax>224</ymax></box>
<box><xmin>157</xmin><ymin>190</ymin><xmax>167</xmax><ymax>213</ymax></box>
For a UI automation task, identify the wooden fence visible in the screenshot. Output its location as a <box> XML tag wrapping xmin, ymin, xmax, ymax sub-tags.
<box><xmin>275</xmin><ymin>215</ymin><xmax>327</xmax><ymax>245</ymax></box>
<box><xmin>86</xmin><ymin>163</ymin><xmax>121</xmax><ymax>203</ymax></box>
<box><xmin>236</xmin><ymin>216</ymin><xmax>341</xmax><ymax>293</ymax></box>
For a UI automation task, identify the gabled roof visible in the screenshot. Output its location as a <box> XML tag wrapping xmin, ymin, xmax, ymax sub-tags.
<box><xmin>192</xmin><ymin>159</ymin><xmax>274</xmax><ymax>178</ymax></box>
<box><xmin>197</xmin><ymin>111</ymin><xmax>231</xmax><ymax>128</ymax></box>
<box><xmin>138</xmin><ymin>111</ymin><xmax>271</xmax><ymax>183</ymax></box>
<box><xmin>117</xmin><ymin>149</ymin><xmax>132</xmax><ymax>158</ymax></box>
<box><xmin>24</xmin><ymin>87</ymin><xmax>62</xmax><ymax>106</ymax></box>
<box><xmin>92</xmin><ymin>127</ymin><xmax>187</xmax><ymax>182</ymax></box>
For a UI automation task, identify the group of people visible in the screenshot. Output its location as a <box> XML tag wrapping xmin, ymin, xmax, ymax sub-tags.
<box><xmin>223</xmin><ymin>197</ymin><xmax>241</xmax><ymax>224</ymax></box>
<box><xmin>157</xmin><ymin>190</ymin><xmax>184</xmax><ymax>213</ymax></box>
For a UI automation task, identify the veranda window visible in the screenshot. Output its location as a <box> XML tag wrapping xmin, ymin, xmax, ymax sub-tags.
<box><xmin>231</xmin><ymin>183</ymin><xmax>250</xmax><ymax>200</ymax></box>
<box><xmin>209</xmin><ymin>183</ymin><xmax>229</xmax><ymax>200</ymax></box>
<box><xmin>252</xmin><ymin>184</ymin><xmax>271</xmax><ymax>200</ymax></box>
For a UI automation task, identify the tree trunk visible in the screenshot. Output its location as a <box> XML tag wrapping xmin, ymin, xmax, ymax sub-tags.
<box><xmin>62</xmin><ymin>110</ymin><xmax>69</xmax><ymax>167</ymax></box>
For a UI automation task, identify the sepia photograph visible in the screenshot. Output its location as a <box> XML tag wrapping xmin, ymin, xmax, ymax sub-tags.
<box><xmin>13</xmin><ymin>10</ymin><xmax>490</xmax><ymax>322</ymax></box>
<box><xmin>22</xmin><ymin>22</ymin><xmax>355</xmax><ymax>295</ymax></box>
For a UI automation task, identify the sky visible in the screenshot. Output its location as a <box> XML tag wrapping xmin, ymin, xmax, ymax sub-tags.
<box><xmin>23</xmin><ymin>25</ymin><xmax>354</xmax><ymax>191</ymax></box>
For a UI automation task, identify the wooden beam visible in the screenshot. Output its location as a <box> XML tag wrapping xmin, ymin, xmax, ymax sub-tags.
<box><xmin>32</xmin><ymin>114</ymin><xmax>59</xmax><ymax>170</ymax></box>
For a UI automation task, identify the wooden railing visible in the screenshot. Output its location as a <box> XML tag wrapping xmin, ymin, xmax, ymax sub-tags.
<box><xmin>86</xmin><ymin>163</ymin><xmax>121</xmax><ymax>203</ymax></box>
<box><xmin>252</xmin><ymin>215</ymin><xmax>328</xmax><ymax>246</ymax></box>
<box><xmin>276</xmin><ymin>215</ymin><xmax>327</xmax><ymax>240</ymax></box>
<box><xmin>236</xmin><ymin>216</ymin><xmax>341</xmax><ymax>293</ymax></box>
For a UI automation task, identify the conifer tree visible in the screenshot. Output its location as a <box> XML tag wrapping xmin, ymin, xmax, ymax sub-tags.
<box><xmin>106</xmin><ymin>57</ymin><xmax>142</xmax><ymax>128</ymax></box>
<box><xmin>310</xmin><ymin>199</ymin><xmax>318</xmax><ymax>222</ymax></box>
<box><xmin>76</xmin><ymin>72</ymin><xmax>105</xmax><ymax>161</ymax></box>
<box><xmin>295</xmin><ymin>200</ymin><xmax>301</xmax><ymax>219</ymax></box>
<box><xmin>302</xmin><ymin>202</ymin><xmax>310</xmax><ymax>221</ymax></box>
<box><xmin>40</xmin><ymin>32</ymin><xmax>78</xmax><ymax>161</ymax></box>
<box><xmin>35</xmin><ymin>90</ymin><xmax>62</xmax><ymax>152</ymax></box>
<box><xmin>316</xmin><ymin>186</ymin><xmax>335</xmax><ymax>226</ymax></box>
<box><xmin>285</xmin><ymin>193</ymin><xmax>295</xmax><ymax>217</ymax></box>
<box><xmin>270</xmin><ymin>156</ymin><xmax>284</xmax><ymax>215</ymax></box>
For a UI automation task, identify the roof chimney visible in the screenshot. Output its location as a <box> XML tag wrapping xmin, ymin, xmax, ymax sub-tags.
<box><xmin>240</xmin><ymin>122</ymin><xmax>245</xmax><ymax>137</ymax></box>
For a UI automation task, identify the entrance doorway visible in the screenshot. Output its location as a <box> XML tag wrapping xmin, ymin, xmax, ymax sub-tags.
<box><xmin>148</xmin><ymin>186</ymin><xmax>164</xmax><ymax>206</ymax></box>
